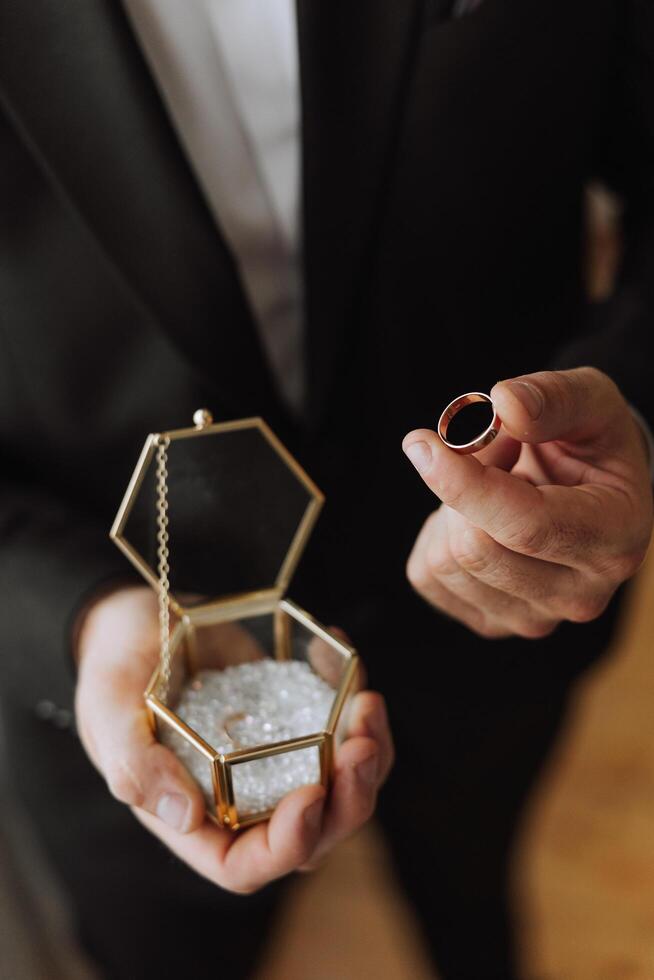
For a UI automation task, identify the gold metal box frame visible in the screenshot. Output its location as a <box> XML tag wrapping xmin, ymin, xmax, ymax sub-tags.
<box><xmin>110</xmin><ymin>415</ymin><xmax>359</xmax><ymax>831</ymax></box>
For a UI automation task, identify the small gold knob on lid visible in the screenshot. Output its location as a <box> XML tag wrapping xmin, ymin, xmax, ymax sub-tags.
<box><xmin>193</xmin><ymin>408</ymin><xmax>214</xmax><ymax>429</ymax></box>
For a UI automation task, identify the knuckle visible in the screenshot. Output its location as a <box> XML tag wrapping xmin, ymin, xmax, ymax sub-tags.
<box><xmin>218</xmin><ymin>860</ymin><xmax>262</xmax><ymax>895</ymax></box>
<box><xmin>235</xmin><ymin>882</ymin><xmax>260</xmax><ymax>896</ymax></box>
<box><xmin>470</xmin><ymin>617</ymin><xmax>510</xmax><ymax>640</ymax></box>
<box><xmin>225</xmin><ymin>877</ymin><xmax>259</xmax><ymax>896</ymax></box>
<box><xmin>424</xmin><ymin>508</ymin><xmax>444</xmax><ymax>533</ymax></box>
<box><xmin>565</xmin><ymin>593</ymin><xmax>610</xmax><ymax>624</ymax></box>
<box><xmin>578</xmin><ymin>366</ymin><xmax>618</xmax><ymax>399</ymax></box>
<box><xmin>105</xmin><ymin>760</ymin><xmax>143</xmax><ymax>807</ymax></box>
<box><xmin>612</xmin><ymin>548</ymin><xmax>648</xmax><ymax>582</ymax></box>
<box><xmin>554</xmin><ymin>367</ymin><xmax>615</xmax><ymax>413</ymax></box>
<box><xmin>450</xmin><ymin>529</ymin><xmax>493</xmax><ymax>575</ymax></box>
<box><xmin>425</xmin><ymin>541</ymin><xmax>453</xmax><ymax>577</ymax></box>
<box><xmin>503</xmin><ymin>514</ymin><xmax>551</xmax><ymax>557</ymax></box>
<box><xmin>515</xmin><ymin>619</ymin><xmax>559</xmax><ymax>640</ymax></box>
<box><xmin>589</xmin><ymin>543</ymin><xmax>647</xmax><ymax>587</ymax></box>
<box><xmin>406</xmin><ymin>553</ymin><xmax>431</xmax><ymax>593</ymax></box>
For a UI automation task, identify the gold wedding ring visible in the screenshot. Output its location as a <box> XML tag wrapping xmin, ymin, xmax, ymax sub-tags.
<box><xmin>437</xmin><ymin>392</ymin><xmax>501</xmax><ymax>455</ymax></box>
<box><xmin>223</xmin><ymin>711</ymin><xmax>247</xmax><ymax>748</ymax></box>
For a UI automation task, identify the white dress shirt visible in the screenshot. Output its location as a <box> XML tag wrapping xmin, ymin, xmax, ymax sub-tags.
<box><xmin>123</xmin><ymin>0</ymin><xmax>304</xmax><ymax>411</ymax></box>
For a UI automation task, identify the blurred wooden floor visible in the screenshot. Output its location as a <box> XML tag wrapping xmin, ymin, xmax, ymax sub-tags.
<box><xmin>260</xmin><ymin>544</ymin><xmax>654</xmax><ymax>980</ymax></box>
<box><xmin>513</xmin><ymin>544</ymin><xmax>654</xmax><ymax>980</ymax></box>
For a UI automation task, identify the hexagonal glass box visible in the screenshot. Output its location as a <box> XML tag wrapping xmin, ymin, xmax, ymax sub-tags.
<box><xmin>110</xmin><ymin>414</ymin><xmax>359</xmax><ymax>831</ymax></box>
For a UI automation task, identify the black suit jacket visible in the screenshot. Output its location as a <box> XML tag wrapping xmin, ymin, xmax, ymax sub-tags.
<box><xmin>0</xmin><ymin>0</ymin><xmax>652</xmax><ymax>732</ymax></box>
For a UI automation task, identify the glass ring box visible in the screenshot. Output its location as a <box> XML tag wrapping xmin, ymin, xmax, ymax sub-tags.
<box><xmin>110</xmin><ymin>411</ymin><xmax>359</xmax><ymax>831</ymax></box>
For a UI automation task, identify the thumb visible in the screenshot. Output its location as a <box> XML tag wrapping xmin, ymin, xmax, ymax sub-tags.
<box><xmin>77</xmin><ymin>665</ymin><xmax>206</xmax><ymax>835</ymax></box>
<box><xmin>490</xmin><ymin>367</ymin><xmax>624</xmax><ymax>446</ymax></box>
<box><xmin>75</xmin><ymin>587</ymin><xmax>206</xmax><ymax>834</ymax></box>
<box><xmin>99</xmin><ymin>710</ymin><xmax>207</xmax><ymax>834</ymax></box>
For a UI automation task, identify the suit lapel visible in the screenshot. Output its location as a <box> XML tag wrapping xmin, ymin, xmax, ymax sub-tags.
<box><xmin>0</xmin><ymin>0</ymin><xmax>280</xmax><ymax>418</ymax></box>
<box><xmin>0</xmin><ymin>0</ymin><xmax>425</xmax><ymax>428</ymax></box>
<box><xmin>297</xmin><ymin>0</ymin><xmax>423</xmax><ymax>426</ymax></box>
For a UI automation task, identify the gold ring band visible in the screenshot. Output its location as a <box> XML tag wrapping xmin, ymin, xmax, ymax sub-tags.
<box><xmin>223</xmin><ymin>711</ymin><xmax>247</xmax><ymax>748</ymax></box>
<box><xmin>437</xmin><ymin>392</ymin><xmax>501</xmax><ymax>455</ymax></box>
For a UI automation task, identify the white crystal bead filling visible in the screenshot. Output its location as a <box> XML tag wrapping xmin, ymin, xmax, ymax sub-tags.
<box><xmin>161</xmin><ymin>659</ymin><xmax>335</xmax><ymax>817</ymax></box>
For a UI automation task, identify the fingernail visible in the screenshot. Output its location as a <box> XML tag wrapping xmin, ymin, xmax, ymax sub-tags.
<box><xmin>507</xmin><ymin>381</ymin><xmax>544</xmax><ymax>420</ymax></box>
<box><xmin>355</xmin><ymin>753</ymin><xmax>379</xmax><ymax>788</ymax></box>
<box><xmin>156</xmin><ymin>793</ymin><xmax>190</xmax><ymax>831</ymax></box>
<box><xmin>404</xmin><ymin>441</ymin><xmax>432</xmax><ymax>474</ymax></box>
<box><xmin>303</xmin><ymin>797</ymin><xmax>325</xmax><ymax>832</ymax></box>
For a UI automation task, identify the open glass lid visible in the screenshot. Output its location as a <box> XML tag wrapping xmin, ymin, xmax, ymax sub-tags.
<box><xmin>110</xmin><ymin>412</ymin><xmax>323</xmax><ymax>616</ymax></box>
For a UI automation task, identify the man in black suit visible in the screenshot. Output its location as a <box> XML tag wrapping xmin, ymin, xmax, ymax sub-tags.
<box><xmin>1</xmin><ymin>1</ymin><xmax>652</xmax><ymax>977</ymax></box>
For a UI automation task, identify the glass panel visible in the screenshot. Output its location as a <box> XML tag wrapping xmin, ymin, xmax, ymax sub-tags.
<box><xmin>158</xmin><ymin>719</ymin><xmax>217</xmax><ymax>812</ymax></box>
<box><xmin>179</xmin><ymin>613</ymin><xmax>333</xmax><ymax>750</ymax></box>
<box><xmin>122</xmin><ymin>425</ymin><xmax>315</xmax><ymax>603</ymax></box>
<box><xmin>156</xmin><ymin>612</ymin><xmax>344</xmax><ymax>818</ymax></box>
<box><xmin>288</xmin><ymin>615</ymin><xmax>349</xmax><ymax>694</ymax></box>
<box><xmin>188</xmin><ymin>614</ymin><xmax>273</xmax><ymax>671</ymax></box>
<box><xmin>231</xmin><ymin>745</ymin><xmax>322</xmax><ymax>818</ymax></box>
<box><xmin>162</xmin><ymin>615</ymin><xmax>273</xmax><ymax>764</ymax></box>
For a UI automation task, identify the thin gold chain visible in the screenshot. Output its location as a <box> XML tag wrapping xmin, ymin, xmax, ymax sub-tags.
<box><xmin>155</xmin><ymin>435</ymin><xmax>172</xmax><ymax>701</ymax></box>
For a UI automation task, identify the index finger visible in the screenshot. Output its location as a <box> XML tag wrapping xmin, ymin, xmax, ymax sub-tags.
<box><xmin>402</xmin><ymin>428</ymin><xmax>612</xmax><ymax>568</ymax></box>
